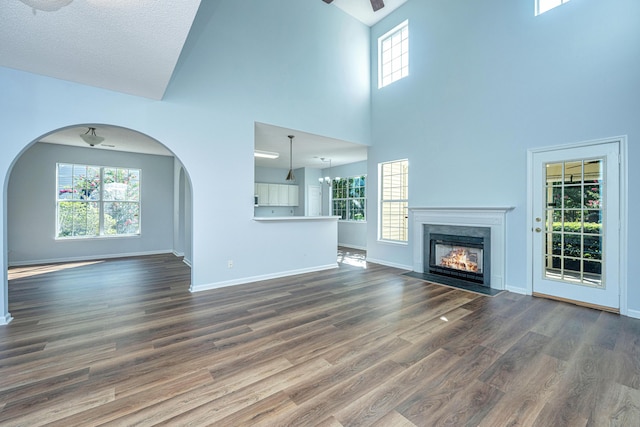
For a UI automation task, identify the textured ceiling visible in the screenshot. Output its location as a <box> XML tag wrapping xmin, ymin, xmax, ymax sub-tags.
<box><xmin>0</xmin><ymin>0</ymin><xmax>202</xmax><ymax>100</ymax></box>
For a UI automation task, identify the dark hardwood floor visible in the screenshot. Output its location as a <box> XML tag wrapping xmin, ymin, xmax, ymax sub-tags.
<box><xmin>1</xmin><ymin>251</ymin><xmax>639</xmax><ymax>426</ymax></box>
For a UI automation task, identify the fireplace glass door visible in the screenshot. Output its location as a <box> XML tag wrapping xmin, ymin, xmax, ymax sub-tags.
<box><xmin>434</xmin><ymin>243</ymin><xmax>483</xmax><ymax>274</ymax></box>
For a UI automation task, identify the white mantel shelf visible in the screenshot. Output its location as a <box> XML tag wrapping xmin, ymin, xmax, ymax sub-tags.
<box><xmin>410</xmin><ymin>206</ymin><xmax>515</xmax><ymax>290</ymax></box>
<box><xmin>253</xmin><ymin>216</ymin><xmax>340</xmax><ymax>222</ymax></box>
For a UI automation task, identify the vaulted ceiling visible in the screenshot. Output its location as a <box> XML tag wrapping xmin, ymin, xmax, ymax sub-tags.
<box><xmin>1</xmin><ymin>0</ymin><xmax>202</xmax><ymax>100</ymax></box>
<box><xmin>1</xmin><ymin>0</ymin><xmax>408</xmax><ymax>100</ymax></box>
<box><xmin>3</xmin><ymin>0</ymin><xmax>402</xmax><ymax>164</ymax></box>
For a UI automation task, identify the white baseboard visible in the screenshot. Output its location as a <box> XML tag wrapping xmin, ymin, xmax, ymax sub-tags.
<box><xmin>505</xmin><ymin>285</ymin><xmax>529</xmax><ymax>295</ymax></box>
<box><xmin>626</xmin><ymin>309</ymin><xmax>640</xmax><ymax>319</ymax></box>
<box><xmin>365</xmin><ymin>257</ymin><xmax>412</xmax><ymax>271</ymax></box>
<box><xmin>338</xmin><ymin>244</ymin><xmax>367</xmax><ymax>251</ymax></box>
<box><xmin>182</xmin><ymin>258</ymin><xmax>192</xmax><ymax>267</ymax></box>
<box><xmin>173</xmin><ymin>251</ymin><xmax>185</xmax><ymax>257</ymax></box>
<box><xmin>8</xmin><ymin>250</ymin><xmax>175</xmax><ymax>267</ymax></box>
<box><xmin>0</xmin><ymin>313</ymin><xmax>13</xmax><ymax>325</ymax></box>
<box><xmin>191</xmin><ymin>263</ymin><xmax>339</xmax><ymax>293</ymax></box>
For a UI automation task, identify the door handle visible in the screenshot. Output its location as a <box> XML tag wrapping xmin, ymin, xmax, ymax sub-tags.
<box><xmin>535</xmin><ymin>227</ymin><xmax>542</xmax><ymax>233</ymax></box>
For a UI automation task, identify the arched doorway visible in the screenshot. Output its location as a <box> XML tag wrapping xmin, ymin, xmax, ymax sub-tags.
<box><xmin>2</xmin><ymin>124</ymin><xmax>193</xmax><ymax>323</ymax></box>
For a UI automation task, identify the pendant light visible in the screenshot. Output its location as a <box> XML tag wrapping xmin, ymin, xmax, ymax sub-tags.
<box><xmin>286</xmin><ymin>135</ymin><xmax>295</xmax><ymax>181</ymax></box>
<box><xmin>80</xmin><ymin>127</ymin><xmax>105</xmax><ymax>147</ymax></box>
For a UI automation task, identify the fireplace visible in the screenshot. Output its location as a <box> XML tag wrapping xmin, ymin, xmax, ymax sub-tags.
<box><xmin>410</xmin><ymin>207</ymin><xmax>513</xmax><ymax>292</ymax></box>
<box><xmin>429</xmin><ymin>233</ymin><xmax>486</xmax><ymax>284</ymax></box>
<box><xmin>423</xmin><ymin>225</ymin><xmax>491</xmax><ymax>288</ymax></box>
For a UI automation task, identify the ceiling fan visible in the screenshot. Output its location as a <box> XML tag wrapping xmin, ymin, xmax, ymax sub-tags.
<box><xmin>322</xmin><ymin>0</ymin><xmax>385</xmax><ymax>12</ymax></box>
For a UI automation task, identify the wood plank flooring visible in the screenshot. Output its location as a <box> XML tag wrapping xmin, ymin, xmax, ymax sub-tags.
<box><xmin>1</xmin><ymin>250</ymin><xmax>639</xmax><ymax>426</ymax></box>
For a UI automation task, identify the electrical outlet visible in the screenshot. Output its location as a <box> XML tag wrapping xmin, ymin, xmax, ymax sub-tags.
<box><xmin>227</xmin><ymin>260</ymin><xmax>233</xmax><ymax>268</ymax></box>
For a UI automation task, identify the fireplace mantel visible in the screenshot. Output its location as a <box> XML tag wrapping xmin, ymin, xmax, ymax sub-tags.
<box><xmin>409</xmin><ymin>207</ymin><xmax>514</xmax><ymax>290</ymax></box>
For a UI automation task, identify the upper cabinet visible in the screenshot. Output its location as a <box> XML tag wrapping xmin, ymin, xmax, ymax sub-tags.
<box><xmin>255</xmin><ymin>183</ymin><xmax>299</xmax><ymax>207</ymax></box>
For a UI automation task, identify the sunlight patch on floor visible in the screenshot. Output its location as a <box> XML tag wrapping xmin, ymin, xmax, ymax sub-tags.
<box><xmin>337</xmin><ymin>248</ymin><xmax>367</xmax><ymax>269</ymax></box>
<box><xmin>8</xmin><ymin>260</ymin><xmax>105</xmax><ymax>280</ymax></box>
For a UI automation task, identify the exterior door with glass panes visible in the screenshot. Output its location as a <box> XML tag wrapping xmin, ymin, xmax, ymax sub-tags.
<box><xmin>532</xmin><ymin>142</ymin><xmax>620</xmax><ymax>310</ymax></box>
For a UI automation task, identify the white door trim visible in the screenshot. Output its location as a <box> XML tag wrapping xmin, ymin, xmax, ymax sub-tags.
<box><xmin>526</xmin><ymin>136</ymin><xmax>628</xmax><ymax>316</ymax></box>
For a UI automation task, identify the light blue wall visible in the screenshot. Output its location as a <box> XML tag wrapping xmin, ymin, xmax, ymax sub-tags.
<box><xmin>8</xmin><ymin>143</ymin><xmax>175</xmax><ymax>265</ymax></box>
<box><xmin>367</xmin><ymin>0</ymin><xmax>640</xmax><ymax>309</ymax></box>
<box><xmin>0</xmin><ymin>0</ymin><xmax>371</xmax><ymax>321</ymax></box>
<box><xmin>173</xmin><ymin>159</ymin><xmax>192</xmax><ymax>265</ymax></box>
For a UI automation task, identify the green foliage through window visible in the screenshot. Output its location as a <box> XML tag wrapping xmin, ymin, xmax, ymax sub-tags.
<box><xmin>331</xmin><ymin>176</ymin><xmax>366</xmax><ymax>221</ymax></box>
<box><xmin>57</xmin><ymin>164</ymin><xmax>141</xmax><ymax>238</ymax></box>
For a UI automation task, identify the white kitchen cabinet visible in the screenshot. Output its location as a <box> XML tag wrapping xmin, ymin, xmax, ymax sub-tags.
<box><xmin>278</xmin><ymin>185</ymin><xmax>289</xmax><ymax>206</ymax></box>
<box><xmin>268</xmin><ymin>184</ymin><xmax>280</xmax><ymax>205</ymax></box>
<box><xmin>256</xmin><ymin>183</ymin><xmax>269</xmax><ymax>206</ymax></box>
<box><xmin>288</xmin><ymin>185</ymin><xmax>299</xmax><ymax>207</ymax></box>
<box><xmin>255</xmin><ymin>183</ymin><xmax>299</xmax><ymax>206</ymax></box>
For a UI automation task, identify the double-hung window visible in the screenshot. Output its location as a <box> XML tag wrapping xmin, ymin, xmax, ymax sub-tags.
<box><xmin>332</xmin><ymin>175</ymin><xmax>366</xmax><ymax>221</ymax></box>
<box><xmin>379</xmin><ymin>159</ymin><xmax>408</xmax><ymax>242</ymax></box>
<box><xmin>56</xmin><ymin>163</ymin><xmax>141</xmax><ymax>238</ymax></box>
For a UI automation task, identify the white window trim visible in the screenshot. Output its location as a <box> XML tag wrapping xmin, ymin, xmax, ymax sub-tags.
<box><xmin>56</xmin><ymin>163</ymin><xmax>141</xmax><ymax>239</ymax></box>
<box><xmin>378</xmin><ymin>19</ymin><xmax>409</xmax><ymax>89</ymax></box>
<box><xmin>331</xmin><ymin>175</ymin><xmax>367</xmax><ymax>222</ymax></box>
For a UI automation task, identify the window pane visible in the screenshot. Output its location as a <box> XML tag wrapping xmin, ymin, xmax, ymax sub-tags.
<box><xmin>57</xmin><ymin>164</ymin><xmax>74</xmax><ymax>200</ymax></box>
<box><xmin>332</xmin><ymin>200</ymin><xmax>347</xmax><ymax>220</ymax></box>
<box><xmin>57</xmin><ymin>201</ymin><xmax>99</xmax><ymax>238</ymax></box>
<box><xmin>104</xmin><ymin>168</ymin><xmax>140</xmax><ymax>201</ymax></box>
<box><xmin>349</xmin><ymin>199</ymin><xmax>366</xmax><ymax>221</ymax></box>
<box><xmin>104</xmin><ymin>202</ymin><xmax>140</xmax><ymax>235</ymax></box>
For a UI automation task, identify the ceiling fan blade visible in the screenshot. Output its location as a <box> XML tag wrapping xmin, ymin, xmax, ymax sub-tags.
<box><xmin>370</xmin><ymin>0</ymin><xmax>384</xmax><ymax>11</ymax></box>
<box><xmin>322</xmin><ymin>0</ymin><xmax>333</xmax><ymax>3</ymax></box>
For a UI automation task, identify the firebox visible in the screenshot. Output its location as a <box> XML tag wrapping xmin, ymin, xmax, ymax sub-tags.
<box><xmin>429</xmin><ymin>234</ymin><xmax>484</xmax><ymax>284</ymax></box>
<box><xmin>422</xmin><ymin>224</ymin><xmax>492</xmax><ymax>289</ymax></box>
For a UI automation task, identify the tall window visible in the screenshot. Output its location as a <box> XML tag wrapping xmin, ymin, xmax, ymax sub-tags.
<box><xmin>332</xmin><ymin>175</ymin><xmax>366</xmax><ymax>221</ymax></box>
<box><xmin>536</xmin><ymin>0</ymin><xmax>570</xmax><ymax>15</ymax></box>
<box><xmin>379</xmin><ymin>159</ymin><xmax>409</xmax><ymax>242</ymax></box>
<box><xmin>378</xmin><ymin>20</ymin><xmax>409</xmax><ymax>88</ymax></box>
<box><xmin>57</xmin><ymin>163</ymin><xmax>141</xmax><ymax>238</ymax></box>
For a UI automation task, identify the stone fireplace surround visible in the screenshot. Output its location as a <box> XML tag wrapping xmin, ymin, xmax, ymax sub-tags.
<box><xmin>410</xmin><ymin>207</ymin><xmax>514</xmax><ymax>290</ymax></box>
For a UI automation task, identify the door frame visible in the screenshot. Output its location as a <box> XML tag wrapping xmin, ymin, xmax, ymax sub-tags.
<box><xmin>526</xmin><ymin>136</ymin><xmax>628</xmax><ymax>316</ymax></box>
<box><xmin>307</xmin><ymin>184</ymin><xmax>322</xmax><ymax>217</ymax></box>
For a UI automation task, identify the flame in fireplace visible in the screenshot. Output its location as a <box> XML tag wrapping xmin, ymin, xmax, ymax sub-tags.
<box><xmin>440</xmin><ymin>248</ymin><xmax>478</xmax><ymax>272</ymax></box>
